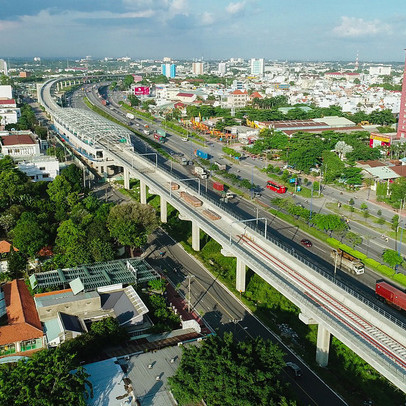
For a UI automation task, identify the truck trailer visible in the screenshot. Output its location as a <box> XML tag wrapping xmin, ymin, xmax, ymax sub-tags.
<box><xmin>126</xmin><ymin>113</ymin><xmax>135</xmax><ymax>120</ymax></box>
<box><xmin>194</xmin><ymin>149</ymin><xmax>210</xmax><ymax>160</ymax></box>
<box><xmin>331</xmin><ymin>249</ymin><xmax>364</xmax><ymax>275</ymax></box>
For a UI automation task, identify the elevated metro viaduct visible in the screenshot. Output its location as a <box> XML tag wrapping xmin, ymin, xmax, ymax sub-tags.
<box><xmin>39</xmin><ymin>79</ymin><xmax>406</xmax><ymax>392</ymax></box>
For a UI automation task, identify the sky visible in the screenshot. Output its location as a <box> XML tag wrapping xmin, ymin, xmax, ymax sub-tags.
<box><xmin>1</xmin><ymin>0</ymin><xmax>406</xmax><ymax>61</ymax></box>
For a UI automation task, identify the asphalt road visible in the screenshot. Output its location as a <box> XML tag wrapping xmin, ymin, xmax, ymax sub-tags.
<box><xmin>145</xmin><ymin>228</ymin><xmax>347</xmax><ymax>406</ymax></box>
<box><xmin>72</xmin><ymin>84</ymin><xmax>406</xmax><ymax>325</ymax></box>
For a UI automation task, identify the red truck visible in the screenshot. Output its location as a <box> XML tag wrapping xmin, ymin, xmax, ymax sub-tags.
<box><xmin>375</xmin><ymin>281</ymin><xmax>406</xmax><ymax>311</ymax></box>
<box><xmin>213</xmin><ymin>182</ymin><xmax>224</xmax><ymax>192</ymax></box>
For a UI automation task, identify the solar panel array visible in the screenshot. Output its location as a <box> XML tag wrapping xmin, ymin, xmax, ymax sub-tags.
<box><xmin>30</xmin><ymin>259</ymin><xmax>158</xmax><ymax>291</ymax></box>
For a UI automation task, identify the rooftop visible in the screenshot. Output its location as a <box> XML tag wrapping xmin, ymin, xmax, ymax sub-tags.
<box><xmin>85</xmin><ymin>358</ymin><xmax>129</xmax><ymax>406</ymax></box>
<box><xmin>0</xmin><ymin>99</ymin><xmax>15</xmax><ymax>105</ymax></box>
<box><xmin>1</xmin><ymin>134</ymin><xmax>36</xmax><ymax>146</ymax></box>
<box><xmin>0</xmin><ymin>280</ymin><xmax>43</xmax><ymax>346</ymax></box>
<box><xmin>29</xmin><ymin>258</ymin><xmax>158</xmax><ymax>292</ymax></box>
<box><xmin>0</xmin><ymin>241</ymin><xmax>18</xmax><ymax>254</ymax></box>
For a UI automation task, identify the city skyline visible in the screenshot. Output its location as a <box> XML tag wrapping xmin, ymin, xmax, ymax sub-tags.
<box><xmin>1</xmin><ymin>1</ymin><xmax>406</xmax><ymax>61</ymax></box>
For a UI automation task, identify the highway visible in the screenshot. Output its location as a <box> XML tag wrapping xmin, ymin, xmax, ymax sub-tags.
<box><xmin>40</xmin><ymin>78</ymin><xmax>406</xmax><ymax>393</ymax></box>
<box><xmin>146</xmin><ymin>228</ymin><xmax>346</xmax><ymax>406</ymax></box>
<box><xmin>81</xmin><ymin>85</ymin><xmax>406</xmax><ymax>303</ymax></box>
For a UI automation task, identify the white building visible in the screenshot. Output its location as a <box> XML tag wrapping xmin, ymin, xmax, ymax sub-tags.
<box><xmin>0</xmin><ymin>60</ymin><xmax>8</xmax><ymax>76</ymax></box>
<box><xmin>0</xmin><ymin>85</ymin><xmax>12</xmax><ymax>99</ymax></box>
<box><xmin>192</xmin><ymin>62</ymin><xmax>204</xmax><ymax>75</ymax></box>
<box><xmin>250</xmin><ymin>58</ymin><xmax>264</xmax><ymax>76</ymax></box>
<box><xmin>17</xmin><ymin>156</ymin><xmax>60</xmax><ymax>182</ymax></box>
<box><xmin>218</xmin><ymin>62</ymin><xmax>227</xmax><ymax>76</ymax></box>
<box><xmin>0</xmin><ymin>132</ymin><xmax>41</xmax><ymax>157</ymax></box>
<box><xmin>369</xmin><ymin>66</ymin><xmax>392</xmax><ymax>76</ymax></box>
<box><xmin>0</xmin><ymin>109</ymin><xmax>20</xmax><ymax>126</ymax></box>
<box><xmin>227</xmin><ymin>90</ymin><xmax>249</xmax><ymax>108</ymax></box>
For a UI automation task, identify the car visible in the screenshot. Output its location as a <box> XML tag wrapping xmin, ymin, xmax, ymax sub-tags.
<box><xmin>300</xmin><ymin>239</ymin><xmax>312</xmax><ymax>247</ymax></box>
<box><xmin>286</xmin><ymin>362</ymin><xmax>302</xmax><ymax>377</ymax></box>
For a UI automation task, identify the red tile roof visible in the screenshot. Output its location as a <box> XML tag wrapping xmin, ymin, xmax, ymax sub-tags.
<box><xmin>1</xmin><ymin>134</ymin><xmax>36</xmax><ymax>146</ymax></box>
<box><xmin>0</xmin><ymin>280</ymin><xmax>43</xmax><ymax>346</ymax></box>
<box><xmin>34</xmin><ymin>288</ymin><xmax>72</xmax><ymax>298</ymax></box>
<box><xmin>250</xmin><ymin>91</ymin><xmax>263</xmax><ymax>99</ymax></box>
<box><xmin>230</xmin><ymin>90</ymin><xmax>248</xmax><ymax>95</ymax></box>
<box><xmin>176</xmin><ymin>93</ymin><xmax>194</xmax><ymax>97</ymax></box>
<box><xmin>0</xmin><ymin>241</ymin><xmax>18</xmax><ymax>254</ymax></box>
<box><xmin>0</xmin><ymin>99</ymin><xmax>16</xmax><ymax>105</ymax></box>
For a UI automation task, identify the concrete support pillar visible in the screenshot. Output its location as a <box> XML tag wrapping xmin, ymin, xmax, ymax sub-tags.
<box><xmin>160</xmin><ymin>196</ymin><xmax>167</xmax><ymax>223</ymax></box>
<box><xmin>316</xmin><ymin>325</ymin><xmax>331</xmax><ymax>367</ymax></box>
<box><xmin>236</xmin><ymin>257</ymin><xmax>246</xmax><ymax>293</ymax></box>
<box><xmin>123</xmin><ymin>169</ymin><xmax>130</xmax><ymax>190</ymax></box>
<box><xmin>192</xmin><ymin>222</ymin><xmax>200</xmax><ymax>251</ymax></box>
<box><xmin>140</xmin><ymin>180</ymin><xmax>147</xmax><ymax>204</ymax></box>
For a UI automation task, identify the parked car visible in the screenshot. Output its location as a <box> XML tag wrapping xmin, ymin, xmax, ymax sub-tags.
<box><xmin>286</xmin><ymin>362</ymin><xmax>302</xmax><ymax>377</ymax></box>
<box><xmin>300</xmin><ymin>239</ymin><xmax>312</xmax><ymax>247</ymax></box>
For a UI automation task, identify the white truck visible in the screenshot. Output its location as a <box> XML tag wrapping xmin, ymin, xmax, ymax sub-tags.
<box><xmin>214</xmin><ymin>161</ymin><xmax>226</xmax><ymax>171</ymax></box>
<box><xmin>331</xmin><ymin>248</ymin><xmax>364</xmax><ymax>275</ymax></box>
<box><xmin>126</xmin><ymin>113</ymin><xmax>135</xmax><ymax>120</ymax></box>
<box><xmin>193</xmin><ymin>166</ymin><xmax>208</xmax><ymax>179</ymax></box>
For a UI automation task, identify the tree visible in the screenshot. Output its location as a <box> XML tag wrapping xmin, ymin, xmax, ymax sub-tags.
<box><xmin>89</xmin><ymin>238</ymin><xmax>115</xmax><ymax>262</ymax></box>
<box><xmin>346</xmin><ymin>231</ymin><xmax>363</xmax><ymax>248</ymax></box>
<box><xmin>391</xmin><ymin>214</ymin><xmax>399</xmax><ymax>231</ymax></box>
<box><xmin>321</xmin><ymin>151</ymin><xmax>344</xmax><ymax>183</ymax></box>
<box><xmin>0</xmin><ymin>348</ymin><xmax>92</xmax><ymax>405</ymax></box>
<box><xmin>312</xmin><ymin>213</ymin><xmax>347</xmax><ymax>232</ymax></box>
<box><xmin>7</xmin><ymin>249</ymin><xmax>27</xmax><ymax>279</ymax></box>
<box><xmin>11</xmin><ymin>212</ymin><xmax>49</xmax><ymax>257</ymax></box>
<box><xmin>0</xmin><ymin>169</ymin><xmax>28</xmax><ymax>208</ymax></box>
<box><xmin>168</xmin><ymin>333</ymin><xmax>291</xmax><ymax>406</ymax></box>
<box><xmin>55</xmin><ymin>219</ymin><xmax>92</xmax><ymax>267</ymax></box>
<box><xmin>107</xmin><ymin>202</ymin><xmax>158</xmax><ymax>249</ymax></box>
<box><xmin>122</xmin><ymin>74</ymin><xmax>134</xmax><ymax>89</ymax></box>
<box><xmin>127</xmin><ymin>94</ymin><xmax>140</xmax><ymax>107</ymax></box>
<box><xmin>382</xmin><ymin>249</ymin><xmax>403</xmax><ymax>269</ymax></box>
<box><xmin>334</xmin><ymin>141</ymin><xmax>353</xmax><ymax>160</ymax></box>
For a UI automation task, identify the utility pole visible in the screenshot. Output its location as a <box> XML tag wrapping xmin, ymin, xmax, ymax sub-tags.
<box><xmin>186</xmin><ymin>275</ymin><xmax>195</xmax><ymax>313</ymax></box>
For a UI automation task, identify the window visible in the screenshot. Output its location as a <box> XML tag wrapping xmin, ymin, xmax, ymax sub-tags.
<box><xmin>0</xmin><ymin>343</ymin><xmax>15</xmax><ymax>355</ymax></box>
<box><xmin>39</xmin><ymin>167</ymin><xmax>45</xmax><ymax>170</ymax></box>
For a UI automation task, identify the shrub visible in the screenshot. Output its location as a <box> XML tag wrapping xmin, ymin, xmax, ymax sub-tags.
<box><xmin>327</xmin><ymin>238</ymin><xmax>341</xmax><ymax>247</ymax></box>
<box><xmin>392</xmin><ymin>273</ymin><xmax>406</xmax><ymax>287</ymax></box>
<box><xmin>364</xmin><ymin>258</ymin><xmax>381</xmax><ymax>268</ymax></box>
<box><xmin>377</xmin><ymin>265</ymin><xmax>395</xmax><ymax>277</ymax></box>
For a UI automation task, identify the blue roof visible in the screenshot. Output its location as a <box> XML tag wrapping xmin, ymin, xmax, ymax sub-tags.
<box><xmin>43</xmin><ymin>318</ymin><xmax>63</xmax><ymax>343</ymax></box>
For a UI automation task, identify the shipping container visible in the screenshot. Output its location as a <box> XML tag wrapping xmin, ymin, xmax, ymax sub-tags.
<box><xmin>376</xmin><ymin>281</ymin><xmax>406</xmax><ymax>311</ymax></box>
<box><xmin>157</xmin><ymin>129</ymin><xmax>166</xmax><ymax>138</ymax></box>
<box><xmin>213</xmin><ymin>182</ymin><xmax>224</xmax><ymax>191</ymax></box>
<box><xmin>154</xmin><ymin>133</ymin><xmax>164</xmax><ymax>142</ymax></box>
<box><xmin>194</xmin><ymin>149</ymin><xmax>209</xmax><ymax>160</ymax></box>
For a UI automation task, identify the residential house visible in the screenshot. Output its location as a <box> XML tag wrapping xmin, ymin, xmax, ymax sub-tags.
<box><xmin>0</xmin><ymin>241</ymin><xmax>18</xmax><ymax>273</ymax></box>
<box><xmin>0</xmin><ymin>279</ymin><xmax>45</xmax><ymax>358</ymax></box>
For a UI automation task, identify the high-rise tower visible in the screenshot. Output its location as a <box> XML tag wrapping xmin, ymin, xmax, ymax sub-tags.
<box><xmin>397</xmin><ymin>50</ymin><xmax>406</xmax><ymax>139</ymax></box>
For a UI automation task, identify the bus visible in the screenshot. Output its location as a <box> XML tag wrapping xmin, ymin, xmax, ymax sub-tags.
<box><xmin>266</xmin><ymin>180</ymin><xmax>286</xmax><ymax>194</ymax></box>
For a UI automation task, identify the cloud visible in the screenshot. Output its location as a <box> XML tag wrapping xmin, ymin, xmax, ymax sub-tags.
<box><xmin>333</xmin><ymin>16</ymin><xmax>391</xmax><ymax>38</ymax></box>
<box><xmin>201</xmin><ymin>12</ymin><xmax>214</xmax><ymax>26</ymax></box>
<box><xmin>226</xmin><ymin>2</ymin><xmax>245</xmax><ymax>15</ymax></box>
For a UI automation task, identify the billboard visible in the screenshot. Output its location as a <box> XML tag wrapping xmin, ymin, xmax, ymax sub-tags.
<box><xmin>134</xmin><ymin>86</ymin><xmax>150</xmax><ymax>96</ymax></box>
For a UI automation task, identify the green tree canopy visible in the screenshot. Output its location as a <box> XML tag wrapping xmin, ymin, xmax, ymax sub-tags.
<box><xmin>0</xmin><ymin>348</ymin><xmax>92</xmax><ymax>405</ymax></box>
<box><xmin>382</xmin><ymin>249</ymin><xmax>403</xmax><ymax>269</ymax></box>
<box><xmin>169</xmin><ymin>333</ymin><xmax>291</xmax><ymax>406</ymax></box>
<box><xmin>11</xmin><ymin>212</ymin><xmax>49</xmax><ymax>257</ymax></box>
<box><xmin>107</xmin><ymin>202</ymin><xmax>158</xmax><ymax>249</ymax></box>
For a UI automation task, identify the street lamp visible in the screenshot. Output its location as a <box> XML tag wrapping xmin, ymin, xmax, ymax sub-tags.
<box><xmin>333</xmin><ymin>249</ymin><xmax>339</xmax><ymax>280</ymax></box>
